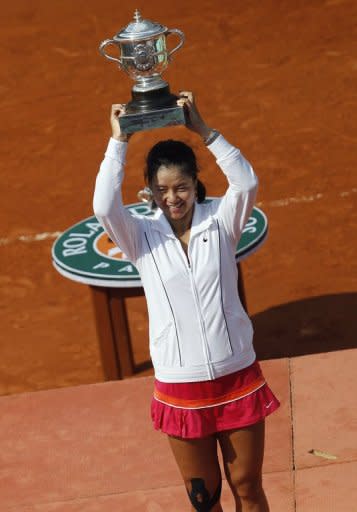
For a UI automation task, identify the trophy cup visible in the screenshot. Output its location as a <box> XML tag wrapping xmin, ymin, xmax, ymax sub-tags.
<box><xmin>99</xmin><ymin>10</ymin><xmax>186</xmax><ymax>134</ymax></box>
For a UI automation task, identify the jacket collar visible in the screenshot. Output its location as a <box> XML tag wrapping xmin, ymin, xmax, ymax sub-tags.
<box><xmin>151</xmin><ymin>202</ymin><xmax>214</xmax><ymax>238</ymax></box>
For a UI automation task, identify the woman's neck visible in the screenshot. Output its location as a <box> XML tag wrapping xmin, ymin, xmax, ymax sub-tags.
<box><xmin>169</xmin><ymin>207</ymin><xmax>194</xmax><ymax>237</ymax></box>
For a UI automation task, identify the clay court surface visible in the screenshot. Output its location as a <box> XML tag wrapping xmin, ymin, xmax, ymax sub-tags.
<box><xmin>0</xmin><ymin>0</ymin><xmax>356</xmax><ymax>510</ymax></box>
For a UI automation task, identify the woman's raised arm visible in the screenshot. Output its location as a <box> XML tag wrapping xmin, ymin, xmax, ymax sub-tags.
<box><xmin>93</xmin><ymin>105</ymin><xmax>141</xmax><ymax>263</ymax></box>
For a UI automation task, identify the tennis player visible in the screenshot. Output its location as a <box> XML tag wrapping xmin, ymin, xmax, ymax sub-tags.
<box><xmin>93</xmin><ymin>92</ymin><xmax>279</xmax><ymax>511</ymax></box>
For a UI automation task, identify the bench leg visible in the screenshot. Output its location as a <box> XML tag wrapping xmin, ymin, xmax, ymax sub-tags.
<box><xmin>90</xmin><ymin>285</ymin><xmax>122</xmax><ymax>380</ymax></box>
<box><xmin>109</xmin><ymin>288</ymin><xmax>135</xmax><ymax>378</ymax></box>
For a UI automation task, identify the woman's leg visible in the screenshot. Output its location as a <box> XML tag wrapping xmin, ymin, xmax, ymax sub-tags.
<box><xmin>168</xmin><ymin>434</ymin><xmax>223</xmax><ymax>511</ymax></box>
<box><xmin>217</xmin><ymin>420</ymin><xmax>269</xmax><ymax>512</ymax></box>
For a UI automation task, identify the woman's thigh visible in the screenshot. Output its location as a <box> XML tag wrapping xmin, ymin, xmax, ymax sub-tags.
<box><xmin>217</xmin><ymin>420</ymin><xmax>266</xmax><ymax>497</ymax></box>
<box><xmin>168</xmin><ymin>434</ymin><xmax>223</xmax><ymax>511</ymax></box>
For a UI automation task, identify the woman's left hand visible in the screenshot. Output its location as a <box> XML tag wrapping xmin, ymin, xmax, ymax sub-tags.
<box><xmin>177</xmin><ymin>91</ymin><xmax>212</xmax><ymax>140</ymax></box>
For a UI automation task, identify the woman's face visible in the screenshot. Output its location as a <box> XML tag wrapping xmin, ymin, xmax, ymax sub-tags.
<box><xmin>151</xmin><ymin>165</ymin><xmax>197</xmax><ymax>225</ymax></box>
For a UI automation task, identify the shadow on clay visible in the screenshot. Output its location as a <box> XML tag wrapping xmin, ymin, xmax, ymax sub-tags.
<box><xmin>251</xmin><ymin>292</ymin><xmax>357</xmax><ymax>360</ymax></box>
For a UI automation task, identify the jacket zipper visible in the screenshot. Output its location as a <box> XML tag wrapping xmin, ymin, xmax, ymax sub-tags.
<box><xmin>179</xmin><ymin>239</ymin><xmax>214</xmax><ymax>380</ymax></box>
<box><xmin>187</xmin><ymin>266</ymin><xmax>214</xmax><ymax>379</ymax></box>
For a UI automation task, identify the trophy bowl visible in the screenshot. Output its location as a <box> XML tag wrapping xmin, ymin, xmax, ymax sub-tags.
<box><xmin>99</xmin><ymin>10</ymin><xmax>186</xmax><ymax>133</ymax></box>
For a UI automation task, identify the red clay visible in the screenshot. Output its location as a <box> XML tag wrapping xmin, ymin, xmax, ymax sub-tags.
<box><xmin>1</xmin><ymin>0</ymin><xmax>356</xmax><ymax>394</ymax></box>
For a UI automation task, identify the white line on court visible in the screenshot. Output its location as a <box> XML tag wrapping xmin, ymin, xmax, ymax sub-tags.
<box><xmin>257</xmin><ymin>187</ymin><xmax>356</xmax><ymax>208</ymax></box>
<box><xmin>256</xmin><ymin>193</ymin><xmax>324</xmax><ymax>208</ymax></box>
<box><xmin>0</xmin><ymin>231</ymin><xmax>63</xmax><ymax>247</ymax></box>
<box><xmin>0</xmin><ymin>188</ymin><xmax>356</xmax><ymax>247</ymax></box>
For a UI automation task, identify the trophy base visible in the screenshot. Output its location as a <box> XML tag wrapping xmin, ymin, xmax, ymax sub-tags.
<box><xmin>119</xmin><ymin>105</ymin><xmax>186</xmax><ymax>134</ymax></box>
<box><xmin>119</xmin><ymin>85</ymin><xmax>186</xmax><ymax>134</ymax></box>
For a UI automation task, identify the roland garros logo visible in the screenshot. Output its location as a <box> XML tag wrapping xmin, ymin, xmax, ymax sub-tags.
<box><xmin>52</xmin><ymin>202</ymin><xmax>267</xmax><ymax>283</ymax></box>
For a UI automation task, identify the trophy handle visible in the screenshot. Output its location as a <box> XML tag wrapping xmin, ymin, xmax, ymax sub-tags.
<box><xmin>166</xmin><ymin>29</ymin><xmax>185</xmax><ymax>59</ymax></box>
<box><xmin>99</xmin><ymin>39</ymin><xmax>123</xmax><ymax>66</ymax></box>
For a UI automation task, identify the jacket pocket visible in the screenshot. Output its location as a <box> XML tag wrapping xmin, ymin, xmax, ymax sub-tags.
<box><xmin>209</xmin><ymin>338</ymin><xmax>233</xmax><ymax>363</ymax></box>
<box><xmin>223</xmin><ymin>309</ymin><xmax>254</xmax><ymax>353</ymax></box>
<box><xmin>150</xmin><ymin>323</ymin><xmax>182</xmax><ymax>367</ymax></box>
<box><xmin>205</xmin><ymin>307</ymin><xmax>234</xmax><ymax>364</ymax></box>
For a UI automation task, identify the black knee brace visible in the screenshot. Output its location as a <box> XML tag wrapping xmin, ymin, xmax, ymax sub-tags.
<box><xmin>187</xmin><ymin>477</ymin><xmax>222</xmax><ymax>511</ymax></box>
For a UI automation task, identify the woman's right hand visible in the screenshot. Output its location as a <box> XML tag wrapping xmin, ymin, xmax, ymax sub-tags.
<box><xmin>110</xmin><ymin>104</ymin><xmax>132</xmax><ymax>142</ymax></box>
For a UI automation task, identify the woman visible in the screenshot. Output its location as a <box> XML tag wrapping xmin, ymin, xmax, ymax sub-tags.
<box><xmin>93</xmin><ymin>92</ymin><xmax>279</xmax><ymax>512</ymax></box>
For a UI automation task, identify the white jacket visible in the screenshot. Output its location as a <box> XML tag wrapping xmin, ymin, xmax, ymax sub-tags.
<box><xmin>93</xmin><ymin>134</ymin><xmax>259</xmax><ymax>382</ymax></box>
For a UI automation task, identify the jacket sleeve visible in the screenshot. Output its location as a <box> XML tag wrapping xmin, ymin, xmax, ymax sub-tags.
<box><xmin>93</xmin><ymin>138</ymin><xmax>141</xmax><ymax>263</ymax></box>
<box><xmin>208</xmin><ymin>134</ymin><xmax>258</xmax><ymax>245</ymax></box>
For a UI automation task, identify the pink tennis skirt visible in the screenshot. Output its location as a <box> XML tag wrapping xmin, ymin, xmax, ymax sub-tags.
<box><xmin>151</xmin><ymin>360</ymin><xmax>280</xmax><ymax>439</ymax></box>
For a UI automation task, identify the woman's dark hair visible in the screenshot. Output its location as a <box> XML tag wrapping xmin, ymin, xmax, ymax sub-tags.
<box><xmin>145</xmin><ymin>139</ymin><xmax>206</xmax><ymax>203</ymax></box>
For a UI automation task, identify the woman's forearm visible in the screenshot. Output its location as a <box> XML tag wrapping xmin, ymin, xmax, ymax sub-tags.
<box><xmin>93</xmin><ymin>138</ymin><xmax>141</xmax><ymax>262</ymax></box>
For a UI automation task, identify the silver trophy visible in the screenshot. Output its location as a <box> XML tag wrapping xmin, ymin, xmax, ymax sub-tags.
<box><xmin>99</xmin><ymin>10</ymin><xmax>185</xmax><ymax>134</ymax></box>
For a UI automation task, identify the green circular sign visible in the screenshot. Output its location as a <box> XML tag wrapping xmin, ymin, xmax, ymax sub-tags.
<box><xmin>52</xmin><ymin>201</ymin><xmax>267</xmax><ymax>287</ymax></box>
